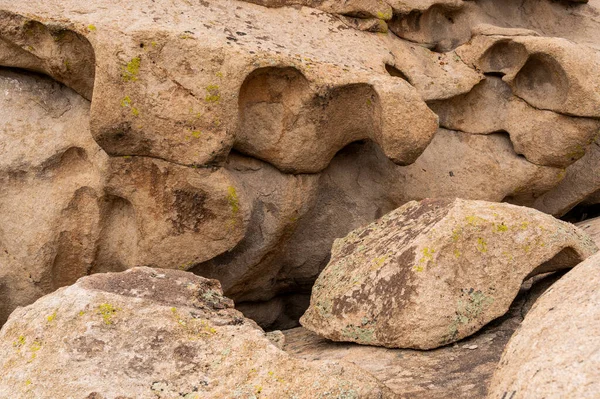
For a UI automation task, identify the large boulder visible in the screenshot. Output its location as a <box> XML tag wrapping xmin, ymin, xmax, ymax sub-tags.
<box><xmin>286</xmin><ymin>272</ymin><xmax>565</xmax><ymax>398</ymax></box>
<box><xmin>300</xmin><ymin>198</ymin><xmax>598</xmax><ymax>349</ymax></box>
<box><xmin>487</xmin><ymin>252</ymin><xmax>600</xmax><ymax>399</ymax></box>
<box><xmin>0</xmin><ymin>267</ymin><xmax>392</xmax><ymax>398</ymax></box>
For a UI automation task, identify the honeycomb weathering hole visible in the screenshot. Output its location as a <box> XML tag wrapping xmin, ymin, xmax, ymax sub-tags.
<box><xmin>479</xmin><ymin>40</ymin><xmax>528</xmax><ymax>75</ymax></box>
<box><xmin>512</xmin><ymin>53</ymin><xmax>569</xmax><ymax>111</ymax></box>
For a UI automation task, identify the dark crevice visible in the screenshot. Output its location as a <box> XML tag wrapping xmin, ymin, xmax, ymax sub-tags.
<box><xmin>385</xmin><ymin>63</ymin><xmax>411</xmax><ymax>82</ymax></box>
<box><xmin>561</xmin><ymin>203</ymin><xmax>600</xmax><ymax>223</ymax></box>
<box><xmin>484</xmin><ymin>71</ymin><xmax>505</xmax><ymax>78</ymax></box>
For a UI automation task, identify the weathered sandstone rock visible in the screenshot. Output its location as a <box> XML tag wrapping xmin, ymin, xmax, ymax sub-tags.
<box><xmin>0</xmin><ymin>69</ymin><xmax>107</xmax><ymax>325</ymax></box>
<box><xmin>301</xmin><ymin>198</ymin><xmax>598</xmax><ymax>349</ymax></box>
<box><xmin>534</xmin><ymin>139</ymin><xmax>600</xmax><ymax>216</ymax></box>
<box><xmin>389</xmin><ymin>0</ymin><xmax>600</xmax><ymax>52</ymax></box>
<box><xmin>0</xmin><ymin>267</ymin><xmax>392</xmax><ymax>398</ymax></box>
<box><xmin>429</xmin><ymin>77</ymin><xmax>600</xmax><ymax>167</ymax></box>
<box><xmin>0</xmin><ymin>0</ymin><xmax>440</xmax><ymax>173</ymax></box>
<box><xmin>287</xmin><ymin>273</ymin><xmax>564</xmax><ymax>398</ymax></box>
<box><xmin>487</xmin><ymin>252</ymin><xmax>600</xmax><ymax>399</ymax></box>
<box><xmin>2</xmin><ymin>0</ymin><xmax>600</xmax><ymax>332</ymax></box>
<box><xmin>576</xmin><ymin>216</ymin><xmax>600</xmax><ymax>247</ymax></box>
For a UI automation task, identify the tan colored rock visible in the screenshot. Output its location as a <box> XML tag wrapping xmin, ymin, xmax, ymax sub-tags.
<box><xmin>0</xmin><ymin>0</ymin><xmax>439</xmax><ymax>173</ymax></box>
<box><xmin>487</xmin><ymin>252</ymin><xmax>600</xmax><ymax>399</ymax></box>
<box><xmin>534</xmin><ymin>140</ymin><xmax>600</xmax><ymax>216</ymax></box>
<box><xmin>576</xmin><ymin>216</ymin><xmax>600</xmax><ymax>247</ymax></box>
<box><xmin>457</xmin><ymin>34</ymin><xmax>600</xmax><ymax>118</ymax></box>
<box><xmin>97</xmin><ymin>156</ymin><xmax>249</xmax><ymax>273</ymax></box>
<box><xmin>221</xmin><ymin>130</ymin><xmax>562</xmax><ymax>314</ymax></box>
<box><xmin>286</xmin><ymin>273</ymin><xmax>564</xmax><ymax>398</ymax></box>
<box><xmin>0</xmin><ymin>69</ymin><xmax>107</xmax><ymax>325</ymax></box>
<box><xmin>399</xmin><ymin>129</ymin><xmax>563</xmax><ymax>205</ymax></box>
<box><xmin>389</xmin><ymin>0</ymin><xmax>600</xmax><ymax>52</ymax></box>
<box><xmin>242</xmin><ymin>0</ymin><xmax>394</xmax><ymax>20</ymax></box>
<box><xmin>429</xmin><ymin>77</ymin><xmax>600</xmax><ymax>167</ymax></box>
<box><xmin>0</xmin><ymin>267</ymin><xmax>393</xmax><ymax>398</ymax></box>
<box><xmin>301</xmin><ymin>198</ymin><xmax>598</xmax><ymax>349</ymax></box>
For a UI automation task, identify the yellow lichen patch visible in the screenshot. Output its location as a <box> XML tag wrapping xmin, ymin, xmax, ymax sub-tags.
<box><xmin>25</xmin><ymin>379</ymin><xmax>32</xmax><ymax>386</ymax></box>
<box><xmin>120</xmin><ymin>96</ymin><xmax>132</xmax><ymax>107</ymax></box>
<box><xmin>376</xmin><ymin>10</ymin><xmax>393</xmax><ymax>20</ymax></box>
<box><xmin>466</xmin><ymin>215</ymin><xmax>486</xmax><ymax>226</ymax></box>
<box><xmin>370</xmin><ymin>255</ymin><xmax>387</xmax><ymax>271</ymax></box>
<box><xmin>29</xmin><ymin>340</ymin><xmax>42</xmax><ymax>361</ymax></box>
<box><xmin>205</xmin><ymin>84</ymin><xmax>220</xmax><ymax>103</ymax></box>
<box><xmin>476</xmin><ymin>238</ymin><xmax>487</xmax><ymax>253</ymax></box>
<box><xmin>122</xmin><ymin>56</ymin><xmax>141</xmax><ymax>82</ymax></box>
<box><xmin>454</xmin><ymin>248</ymin><xmax>461</xmax><ymax>258</ymax></box>
<box><xmin>451</xmin><ymin>228</ymin><xmax>462</xmax><ymax>241</ymax></box>
<box><xmin>13</xmin><ymin>335</ymin><xmax>26</xmax><ymax>349</ymax></box>
<box><xmin>97</xmin><ymin>303</ymin><xmax>119</xmax><ymax>325</ymax></box>
<box><xmin>227</xmin><ymin>186</ymin><xmax>240</xmax><ymax>215</ymax></box>
<box><xmin>87</xmin><ymin>24</ymin><xmax>97</xmax><ymax>32</ymax></box>
<box><xmin>191</xmin><ymin>130</ymin><xmax>202</xmax><ymax>139</ymax></box>
<box><xmin>46</xmin><ymin>311</ymin><xmax>57</xmax><ymax>323</ymax></box>
<box><xmin>78</xmin><ymin>310</ymin><xmax>85</xmax><ymax>317</ymax></box>
<box><xmin>494</xmin><ymin>223</ymin><xmax>508</xmax><ymax>232</ymax></box>
<box><xmin>520</xmin><ymin>222</ymin><xmax>529</xmax><ymax>230</ymax></box>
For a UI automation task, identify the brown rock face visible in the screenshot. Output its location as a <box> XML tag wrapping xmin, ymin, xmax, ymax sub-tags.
<box><xmin>300</xmin><ymin>199</ymin><xmax>597</xmax><ymax>349</ymax></box>
<box><xmin>487</xmin><ymin>252</ymin><xmax>600</xmax><ymax>399</ymax></box>
<box><xmin>0</xmin><ymin>267</ymin><xmax>393</xmax><ymax>398</ymax></box>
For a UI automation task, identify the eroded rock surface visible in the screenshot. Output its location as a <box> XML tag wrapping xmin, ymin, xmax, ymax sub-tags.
<box><xmin>0</xmin><ymin>267</ymin><xmax>392</xmax><ymax>398</ymax></box>
<box><xmin>1</xmin><ymin>0</ymin><xmax>600</xmax><ymax>331</ymax></box>
<box><xmin>0</xmin><ymin>69</ymin><xmax>107</xmax><ymax>325</ymax></box>
<box><xmin>301</xmin><ymin>199</ymin><xmax>597</xmax><ymax>349</ymax></box>
<box><xmin>487</xmin><ymin>252</ymin><xmax>600</xmax><ymax>399</ymax></box>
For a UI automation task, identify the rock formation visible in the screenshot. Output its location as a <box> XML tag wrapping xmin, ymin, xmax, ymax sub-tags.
<box><xmin>286</xmin><ymin>272</ymin><xmax>565</xmax><ymax>398</ymax></box>
<box><xmin>0</xmin><ymin>267</ymin><xmax>392</xmax><ymax>398</ymax></box>
<box><xmin>300</xmin><ymin>199</ymin><xmax>597</xmax><ymax>349</ymax></box>
<box><xmin>1</xmin><ymin>0</ymin><xmax>600</xmax><ymax>332</ymax></box>
<box><xmin>487</xmin><ymin>252</ymin><xmax>600</xmax><ymax>399</ymax></box>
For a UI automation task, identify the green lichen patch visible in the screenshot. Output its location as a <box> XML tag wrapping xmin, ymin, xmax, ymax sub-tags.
<box><xmin>445</xmin><ymin>289</ymin><xmax>494</xmax><ymax>344</ymax></box>
<box><xmin>341</xmin><ymin>325</ymin><xmax>375</xmax><ymax>343</ymax></box>
<box><xmin>122</xmin><ymin>56</ymin><xmax>141</xmax><ymax>82</ymax></box>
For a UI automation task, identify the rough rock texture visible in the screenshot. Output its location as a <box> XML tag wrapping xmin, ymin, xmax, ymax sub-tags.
<box><xmin>389</xmin><ymin>0</ymin><xmax>600</xmax><ymax>52</ymax></box>
<box><xmin>0</xmin><ymin>267</ymin><xmax>392</xmax><ymax>398</ymax></box>
<box><xmin>576</xmin><ymin>216</ymin><xmax>600</xmax><ymax>246</ymax></box>
<box><xmin>534</xmin><ymin>139</ymin><xmax>600</xmax><ymax>216</ymax></box>
<box><xmin>287</xmin><ymin>273</ymin><xmax>564</xmax><ymax>398</ymax></box>
<box><xmin>2</xmin><ymin>0</ymin><xmax>600</xmax><ymax>329</ymax></box>
<box><xmin>301</xmin><ymin>198</ymin><xmax>598</xmax><ymax>349</ymax></box>
<box><xmin>0</xmin><ymin>69</ymin><xmax>107</xmax><ymax>325</ymax></box>
<box><xmin>429</xmin><ymin>77</ymin><xmax>600</xmax><ymax>167</ymax></box>
<box><xmin>487</xmin><ymin>252</ymin><xmax>600</xmax><ymax>399</ymax></box>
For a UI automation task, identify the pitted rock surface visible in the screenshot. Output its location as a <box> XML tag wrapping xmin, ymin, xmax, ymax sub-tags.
<box><xmin>0</xmin><ymin>267</ymin><xmax>392</xmax><ymax>398</ymax></box>
<box><xmin>301</xmin><ymin>198</ymin><xmax>598</xmax><ymax>349</ymax></box>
